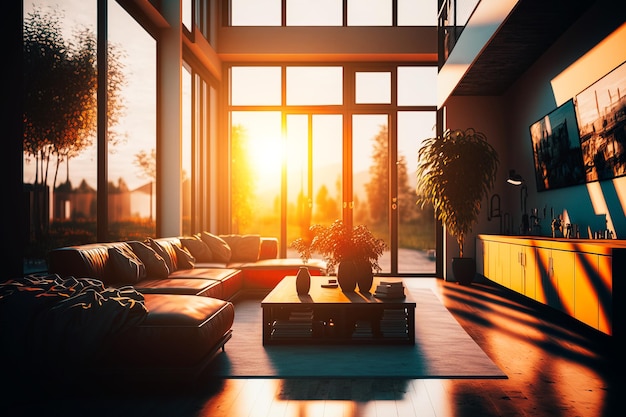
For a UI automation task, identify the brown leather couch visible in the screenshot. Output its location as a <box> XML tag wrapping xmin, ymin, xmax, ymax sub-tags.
<box><xmin>45</xmin><ymin>235</ymin><xmax>326</xmax><ymax>380</ymax></box>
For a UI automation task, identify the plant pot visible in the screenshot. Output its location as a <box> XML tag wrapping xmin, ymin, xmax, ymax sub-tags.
<box><xmin>452</xmin><ymin>257</ymin><xmax>476</xmax><ymax>285</ymax></box>
<box><xmin>355</xmin><ymin>260</ymin><xmax>374</xmax><ymax>293</ymax></box>
<box><xmin>336</xmin><ymin>261</ymin><xmax>357</xmax><ymax>292</ymax></box>
<box><xmin>296</xmin><ymin>266</ymin><xmax>311</xmax><ymax>295</ymax></box>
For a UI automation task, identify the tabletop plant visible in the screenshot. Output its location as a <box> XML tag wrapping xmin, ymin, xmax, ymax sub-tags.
<box><xmin>291</xmin><ymin>220</ymin><xmax>387</xmax><ymax>292</ymax></box>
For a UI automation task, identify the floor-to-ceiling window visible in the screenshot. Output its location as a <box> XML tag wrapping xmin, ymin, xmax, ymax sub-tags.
<box><xmin>183</xmin><ymin>64</ymin><xmax>192</xmax><ymax>235</ymax></box>
<box><xmin>21</xmin><ymin>0</ymin><xmax>435</xmax><ymax>275</ymax></box>
<box><xmin>183</xmin><ymin>62</ymin><xmax>219</xmax><ymax>236</ymax></box>
<box><xmin>107</xmin><ymin>0</ymin><xmax>157</xmax><ymax>240</ymax></box>
<box><xmin>23</xmin><ymin>0</ymin><xmax>156</xmax><ymax>272</ymax></box>
<box><xmin>228</xmin><ymin>64</ymin><xmax>437</xmax><ymax>275</ymax></box>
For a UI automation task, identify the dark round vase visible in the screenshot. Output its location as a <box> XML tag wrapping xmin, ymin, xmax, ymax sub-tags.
<box><xmin>336</xmin><ymin>261</ymin><xmax>357</xmax><ymax>292</ymax></box>
<box><xmin>355</xmin><ymin>261</ymin><xmax>374</xmax><ymax>293</ymax></box>
<box><xmin>296</xmin><ymin>266</ymin><xmax>311</xmax><ymax>295</ymax></box>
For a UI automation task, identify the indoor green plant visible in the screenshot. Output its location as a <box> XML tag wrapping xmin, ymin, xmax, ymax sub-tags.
<box><xmin>291</xmin><ymin>220</ymin><xmax>387</xmax><ymax>292</ymax></box>
<box><xmin>416</xmin><ymin>128</ymin><xmax>499</xmax><ymax>285</ymax></box>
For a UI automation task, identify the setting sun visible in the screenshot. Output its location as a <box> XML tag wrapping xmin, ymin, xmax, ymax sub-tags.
<box><xmin>248</xmin><ymin>134</ymin><xmax>285</xmax><ymax>179</ymax></box>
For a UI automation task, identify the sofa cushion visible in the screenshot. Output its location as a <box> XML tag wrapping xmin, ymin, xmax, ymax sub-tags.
<box><xmin>133</xmin><ymin>277</ymin><xmax>222</xmax><ymax>298</ymax></box>
<box><xmin>147</xmin><ymin>238</ymin><xmax>178</xmax><ymax>272</ymax></box>
<box><xmin>47</xmin><ymin>244</ymin><xmax>110</xmax><ymax>281</ymax></box>
<box><xmin>180</xmin><ymin>237</ymin><xmax>212</xmax><ymax>262</ymax></box>
<box><xmin>258</xmin><ymin>237</ymin><xmax>278</xmax><ymax>260</ymax></box>
<box><xmin>237</xmin><ymin>258</ymin><xmax>327</xmax><ymax>290</ymax></box>
<box><xmin>107</xmin><ymin>245</ymin><xmax>146</xmax><ymax>284</ymax></box>
<box><xmin>127</xmin><ymin>241</ymin><xmax>169</xmax><ymax>279</ymax></box>
<box><xmin>169</xmin><ymin>267</ymin><xmax>243</xmax><ymax>300</ymax></box>
<box><xmin>220</xmin><ymin>234</ymin><xmax>261</xmax><ymax>262</ymax></box>
<box><xmin>102</xmin><ymin>293</ymin><xmax>235</xmax><ymax>369</ymax></box>
<box><xmin>199</xmin><ymin>232</ymin><xmax>231</xmax><ymax>263</ymax></box>
<box><xmin>174</xmin><ymin>244</ymin><xmax>196</xmax><ymax>269</ymax></box>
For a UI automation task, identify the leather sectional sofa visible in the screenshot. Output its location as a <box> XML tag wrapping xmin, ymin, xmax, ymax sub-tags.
<box><xmin>41</xmin><ymin>233</ymin><xmax>327</xmax><ymax>380</ymax></box>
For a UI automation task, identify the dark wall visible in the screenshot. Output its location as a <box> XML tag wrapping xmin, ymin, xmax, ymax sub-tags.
<box><xmin>3</xmin><ymin>2</ymin><xmax>25</xmax><ymax>278</ymax></box>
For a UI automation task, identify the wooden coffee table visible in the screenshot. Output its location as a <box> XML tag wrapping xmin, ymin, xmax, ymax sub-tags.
<box><xmin>261</xmin><ymin>275</ymin><xmax>415</xmax><ymax>345</ymax></box>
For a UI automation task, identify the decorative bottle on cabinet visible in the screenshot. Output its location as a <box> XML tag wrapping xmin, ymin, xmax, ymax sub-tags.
<box><xmin>296</xmin><ymin>266</ymin><xmax>311</xmax><ymax>295</ymax></box>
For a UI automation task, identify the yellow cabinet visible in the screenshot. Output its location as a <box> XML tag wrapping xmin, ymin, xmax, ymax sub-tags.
<box><xmin>476</xmin><ymin>235</ymin><xmax>624</xmax><ymax>336</ymax></box>
<box><xmin>509</xmin><ymin>245</ymin><xmax>524</xmax><ymax>294</ymax></box>
<box><xmin>521</xmin><ymin>245</ymin><xmax>537</xmax><ymax>299</ymax></box>
<box><xmin>597</xmin><ymin>255</ymin><xmax>613</xmax><ymax>335</ymax></box>
<box><xmin>574</xmin><ymin>252</ymin><xmax>600</xmax><ymax>331</ymax></box>
<box><xmin>534</xmin><ymin>247</ymin><xmax>553</xmax><ymax>305</ymax></box>
<box><xmin>485</xmin><ymin>240</ymin><xmax>503</xmax><ymax>285</ymax></box>
<box><xmin>552</xmin><ymin>249</ymin><xmax>575</xmax><ymax>316</ymax></box>
<box><xmin>497</xmin><ymin>243</ymin><xmax>511</xmax><ymax>288</ymax></box>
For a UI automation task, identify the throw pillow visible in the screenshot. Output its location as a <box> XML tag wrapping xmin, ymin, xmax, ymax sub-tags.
<box><xmin>147</xmin><ymin>238</ymin><xmax>177</xmax><ymax>272</ymax></box>
<box><xmin>173</xmin><ymin>244</ymin><xmax>196</xmax><ymax>269</ymax></box>
<box><xmin>199</xmin><ymin>231</ymin><xmax>232</xmax><ymax>263</ymax></box>
<box><xmin>221</xmin><ymin>234</ymin><xmax>262</xmax><ymax>262</ymax></box>
<box><xmin>180</xmin><ymin>237</ymin><xmax>212</xmax><ymax>262</ymax></box>
<box><xmin>127</xmin><ymin>241</ymin><xmax>170</xmax><ymax>279</ymax></box>
<box><xmin>108</xmin><ymin>245</ymin><xmax>146</xmax><ymax>284</ymax></box>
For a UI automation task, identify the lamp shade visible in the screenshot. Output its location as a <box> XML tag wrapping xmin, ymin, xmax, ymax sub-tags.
<box><xmin>507</xmin><ymin>169</ymin><xmax>524</xmax><ymax>186</ymax></box>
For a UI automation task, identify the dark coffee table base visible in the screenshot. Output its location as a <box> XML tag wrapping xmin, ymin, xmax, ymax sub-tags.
<box><xmin>261</xmin><ymin>276</ymin><xmax>415</xmax><ymax>345</ymax></box>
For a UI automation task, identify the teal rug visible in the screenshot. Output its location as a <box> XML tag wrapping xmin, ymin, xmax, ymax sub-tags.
<box><xmin>206</xmin><ymin>288</ymin><xmax>507</xmax><ymax>379</ymax></box>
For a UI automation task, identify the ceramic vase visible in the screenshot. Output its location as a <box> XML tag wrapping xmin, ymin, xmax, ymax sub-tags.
<box><xmin>355</xmin><ymin>261</ymin><xmax>374</xmax><ymax>293</ymax></box>
<box><xmin>336</xmin><ymin>261</ymin><xmax>357</xmax><ymax>292</ymax></box>
<box><xmin>296</xmin><ymin>266</ymin><xmax>311</xmax><ymax>295</ymax></box>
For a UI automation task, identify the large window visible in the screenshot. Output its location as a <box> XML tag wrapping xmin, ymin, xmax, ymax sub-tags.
<box><xmin>228</xmin><ymin>64</ymin><xmax>437</xmax><ymax>275</ymax></box>
<box><xmin>23</xmin><ymin>0</ymin><xmax>156</xmax><ymax>271</ymax></box>
<box><xmin>108</xmin><ymin>0</ymin><xmax>157</xmax><ymax>239</ymax></box>
<box><xmin>230</xmin><ymin>0</ymin><xmax>437</xmax><ymax>26</ymax></box>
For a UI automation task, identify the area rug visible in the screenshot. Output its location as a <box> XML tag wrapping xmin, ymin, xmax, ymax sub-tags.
<box><xmin>206</xmin><ymin>288</ymin><xmax>507</xmax><ymax>379</ymax></box>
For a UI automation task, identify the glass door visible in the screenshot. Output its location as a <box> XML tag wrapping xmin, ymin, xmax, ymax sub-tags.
<box><xmin>351</xmin><ymin>114</ymin><xmax>391</xmax><ymax>273</ymax></box>
<box><xmin>286</xmin><ymin>113</ymin><xmax>343</xmax><ymax>260</ymax></box>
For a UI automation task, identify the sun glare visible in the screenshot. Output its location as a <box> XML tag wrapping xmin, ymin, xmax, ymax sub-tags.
<box><xmin>249</xmin><ymin>135</ymin><xmax>285</xmax><ymax>179</ymax></box>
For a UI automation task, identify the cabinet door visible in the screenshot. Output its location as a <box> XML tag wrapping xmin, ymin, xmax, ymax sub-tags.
<box><xmin>535</xmin><ymin>247</ymin><xmax>552</xmax><ymax>304</ymax></box>
<box><xmin>597</xmin><ymin>255</ymin><xmax>612</xmax><ymax>335</ymax></box>
<box><xmin>497</xmin><ymin>243</ymin><xmax>511</xmax><ymax>288</ymax></box>
<box><xmin>488</xmin><ymin>241</ymin><xmax>501</xmax><ymax>284</ymax></box>
<box><xmin>574</xmin><ymin>252</ymin><xmax>599</xmax><ymax>330</ymax></box>
<box><xmin>522</xmin><ymin>246</ymin><xmax>537</xmax><ymax>299</ymax></box>
<box><xmin>476</xmin><ymin>238</ymin><xmax>486</xmax><ymax>277</ymax></box>
<box><xmin>509</xmin><ymin>245</ymin><xmax>524</xmax><ymax>294</ymax></box>
<box><xmin>552</xmin><ymin>249</ymin><xmax>575</xmax><ymax>315</ymax></box>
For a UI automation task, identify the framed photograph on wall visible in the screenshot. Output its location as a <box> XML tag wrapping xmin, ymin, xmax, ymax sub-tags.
<box><xmin>529</xmin><ymin>99</ymin><xmax>585</xmax><ymax>191</ymax></box>
<box><xmin>573</xmin><ymin>60</ymin><xmax>626</xmax><ymax>183</ymax></box>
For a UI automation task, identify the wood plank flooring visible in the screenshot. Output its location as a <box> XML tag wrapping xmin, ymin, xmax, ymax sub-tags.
<box><xmin>5</xmin><ymin>277</ymin><xmax>622</xmax><ymax>417</ymax></box>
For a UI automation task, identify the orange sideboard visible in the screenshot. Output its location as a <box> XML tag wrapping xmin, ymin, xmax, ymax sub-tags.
<box><xmin>476</xmin><ymin>234</ymin><xmax>626</xmax><ymax>337</ymax></box>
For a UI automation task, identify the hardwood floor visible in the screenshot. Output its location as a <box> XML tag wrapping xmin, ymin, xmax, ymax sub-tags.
<box><xmin>5</xmin><ymin>277</ymin><xmax>622</xmax><ymax>417</ymax></box>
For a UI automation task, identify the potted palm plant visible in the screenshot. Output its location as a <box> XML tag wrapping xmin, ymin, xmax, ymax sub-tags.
<box><xmin>416</xmin><ymin>128</ymin><xmax>499</xmax><ymax>285</ymax></box>
<box><xmin>291</xmin><ymin>220</ymin><xmax>387</xmax><ymax>292</ymax></box>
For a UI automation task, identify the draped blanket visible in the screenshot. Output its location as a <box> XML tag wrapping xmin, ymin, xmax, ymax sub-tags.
<box><xmin>0</xmin><ymin>274</ymin><xmax>148</xmax><ymax>372</ymax></box>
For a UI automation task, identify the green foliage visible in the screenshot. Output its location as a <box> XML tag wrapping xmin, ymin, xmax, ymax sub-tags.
<box><xmin>292</xmin><ymin>220</ymin><xmax>388</xmax><ymax>274</ymax></box>
<box><xmin>416</xmin><ymin>128</ymin><xmax>499</xmax><ymax>257</ymax></box>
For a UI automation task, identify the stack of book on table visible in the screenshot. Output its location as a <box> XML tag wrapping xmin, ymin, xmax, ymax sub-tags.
<box><xmin>373</xmin><ymin>281</ymin><xmax>405</xmax><ymax>299</ymax></box>
<box><xmin>380</xmin><ymin>308</ymin><xmax>408</xmax><ymax>337</ymax></box>
<box><xmin>271</xmin><ymin>309</ymin><xmax>313</xmax><ymax>339</ymax></box>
